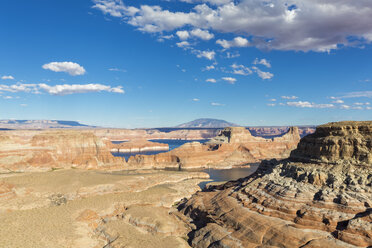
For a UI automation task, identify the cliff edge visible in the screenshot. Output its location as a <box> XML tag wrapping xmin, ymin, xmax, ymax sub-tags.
<box><xmin>178</xmin><ymin>121</ymin><xmax>372</xmax><ymax>247</ymax></box>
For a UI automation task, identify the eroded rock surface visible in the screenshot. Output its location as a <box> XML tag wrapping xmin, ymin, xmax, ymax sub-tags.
<box><xmin>0</xmin><ymin>169</ymin><xmax>209</xmax><ymax>248</ymax></box>
<box><xmin>0</xmin><ymin>131</ymin><xmax>124</xmax><ymax>172</ymax></box>
<box><xmin>178</xmin><ymin>121</ymin><xmax>372</xmax><ymax>247</ymax></box>
<box><xmin>128</xmin><ymin>127</ymin><xmax>301</xmax><ymax>170</ymax></box>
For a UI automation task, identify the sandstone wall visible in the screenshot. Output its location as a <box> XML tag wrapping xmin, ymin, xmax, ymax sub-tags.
<box><xmin>178</xmin><ymin>121</ymin><xmax>372</xmax><ymax>247</ymax></box>
<box><xmin>291</xmin><ymin>121</ymin><xmax>372</xmax><ymax>165</ymax></box>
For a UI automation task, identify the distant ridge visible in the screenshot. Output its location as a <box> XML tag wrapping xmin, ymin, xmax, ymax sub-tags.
<box><xmin>0</xmin><ymin>120</ymin><xmax>94</xmax><ymax>129</ymax></box>
<box><xmin>176</xmin><ymin>118</ymin><xmax>238</xmax><ymax>128</ymax></box>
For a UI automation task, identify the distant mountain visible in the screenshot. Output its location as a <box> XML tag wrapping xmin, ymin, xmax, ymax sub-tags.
<box><xmin>0</xmin><ymin>120</ymin><xmax>94</xmax><ymax>129</ymax></box>
<box><xmin>176</xmin><ymin>118</ymin><xmax>238</xmax><ymax>128</ymax></box>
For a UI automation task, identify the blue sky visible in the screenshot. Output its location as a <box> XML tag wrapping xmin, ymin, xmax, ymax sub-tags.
<box><xmin>0</xmin><ymin>0</ymin><xmax>372</xmax><ymax>128</ymax></box>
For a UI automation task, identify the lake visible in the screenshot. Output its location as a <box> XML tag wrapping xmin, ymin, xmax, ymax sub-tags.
<box><xmin>112</xmin><ymin>139</ymin><xmax>210</xmax><ymax>160</ymax></box>
<box><xmin>198</xmin><ymin>164</ymin><xmax>259</xmax><ymax>189</ymax></box>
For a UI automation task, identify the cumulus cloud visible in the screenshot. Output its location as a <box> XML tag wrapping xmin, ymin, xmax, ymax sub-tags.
<box><xmin>332</xmin><ymin>99</ymin><xmax>344</xmax><ymax>104</ymax></box>
<box><xmin>203</xmin><ymin>64</ymin><xmax>215</xmax><ymax>71</ymax></box>
<box><xmin>38</xmin><ymin>83</ymin><xmax>124</xmax><ymax>95</ymax></box>
<box><xmin>287</xmin><ymin>101</ymin><xmax>334</xmax><ymax>108</ymax></box>
<box><xmin>42</xmin><ymin>62</ymin><xmax>86</xmax><ymax>76</ymax></box>
<box><xmin>1</xmin><ymin>75</ymin><xmax>14</xmax><ymax>80</ymax></box>
<box><xmin>196</xmin><ymin>50</ymin><xmax>215</xmax><ymax>60</ymax></box>
<box><xmin>176</xmin><ymin>41</ymin><xmax>191</xmax><ymax>48</ymax></box>
<box><xmin>222</xmin><ymin>77</ymin><xmax>237</xmax><ymax>84</ymax></box>
<box><xmin>231</xmin><ymin>63</ymin><xmax>252</xmax><ymax>76</ymax></box>
<box><xmin>0</xmin><ymin>83</ymin><xmax>124</xmax><ymax>95</ymax></box>
<box><xmin>252</xmin><ymin>66</ymin><xmax>274</xmax><ymax>80</ymax></box>
<box><xmin>216</xmin><ymin>37</ymin><xmax>249</xmax><ymax>49</ymax></box>
<box><xmin>206</xmin><ymin>78</ymin><xmax>217</xmax><ymax>83</ymax></box>
<box><xmin>93</xmin><ymin>0</ymin><xmax>372</xmax><ymax>52</ymax></box>
<box><xmin>253</xmin><ymin>58</ymin><xmax>271</xmax><ymax>68</ymax></box>
<box><xmin>176</xmin><ymin>30</ymin><xmax>190</xmax><ymax>40</ymax></box>
<box><xmin>190</xmin><ymin>28</ymin><xmax>214</xmax><ymax>40</ymax></box>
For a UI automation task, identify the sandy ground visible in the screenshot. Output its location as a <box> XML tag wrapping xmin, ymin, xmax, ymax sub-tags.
<box><xmin>0</xmin><ymin>169</ymin><xmax>209</xmax><ymax>248</ymax></box>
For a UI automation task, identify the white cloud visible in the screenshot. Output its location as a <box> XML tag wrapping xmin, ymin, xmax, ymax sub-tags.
<box><xmin>253</xmin><ymin>58</ymin><xmax>271</xmax><ymax>68</ymax></box>
<box><xmin>216</xmin><ymin>37</ymin><xmax>250</xmax><ymax>49</ymax></box>
<box><xmin>206</xmin><ymin>78</ymin><xmax>217</xmax><ymax>83</ymax></box>
<box><xmin>176</xmin><ymin>41</ymin><xmax>191</xmax><ymax>48</ymax></box>
<box><xmin>226</xmin><ymin>52</ymin><xmax>240</xmax><ymax>58</ymax></box>
<box><xmin>192</xmin><ymin>98</ymin><xmax>200</xmax><ymax>101</ymax></box>
<box><xmin>3</xmin><ymin>96</ymin><xmax>13</xmax><ymax>99</ymax></box>
<box><xmin>0</xmin><ymin>83</ymin><xmax>124</xmax><ymax>96</ymax></box>
<box><xmin>203</xmin><ymin>64</ymin><xmax>215</xmax><ymax>71</ymax></box>
<box><xmin>211</xmin><ymin>102</ymin><xmax>225</xmax><ymax>106</ymax></box>
<box><xmin>340</xmin><ymin>91</ymin><xmax>372</xmax><ymax>98</ymax></box>
<box><xmin>1</xmin><ymin>75</ymin><xmax>14</xmax><ymax>80</ymax></box>
<box><xmin>281</xmin><ymin>95</ymin><xmax>298</xmax><ymax>100</ymax></box>
<box><xmin>252</xmin><ymin>66</ymin><xmax>274</xmax><ymax>80</ymax></box>
<box><xmin>267</xmin><ymin>103</ymin><xmax>276</xmax><ymax>107</ymax></box>
<box><xmin>42</xmin><ymin>62</ymin><xmax>86</xmax><ymax>76</ymax></box>
<box><xmin>20</xmin><ymin>104</ymin><xmax>27</xmax><ymax>107</ymax></box>
<box><xmin>38</xmin><ymin>83</ymin><xmax>124</xmax><ymax>95</ymax></box>
<box><xmin>269</xmin><ymin>98</ymin><xmax>277</xmax><ymax>102</ymax></box>
<box><xmin>190</xmin><ymin>28</ymin><xmax>214</xmax><ymax>40</ymax></box>
<box><xmin>196</xmin><ymin>50</ymin><xmax>215</xmax><ymax>60</ymax></box>
<box><xmin>108</xmin><ymin>67</ymin><xmax>127</xmax><ymax>72</ymax></box>
<box><xmin>231</xmin><ymin>63</ymin><xmax>252</xmax><ymax>76</ymax></box>
<box><xmin>176</xmin><ymin>30</ymin><xmax>190</xmax><ymax>40</ymax></box>
<box><xmin>332</xmin><ymin>99</ymin><xmax>344</xmax><ymax>104</ymax></box>
<box><xmin>93</xmin><ymin>0</ymin><xmax>372</xmax><ymax>52</ymax></box>
<box><xmin>287</xmin><ymin>101</ymin><xmax>334</xmax><ymax>108</ymax></box>
<box><xmin>340</xmin><ymin>104</ymin><xmax>351</xmax><ymax>109</ymax></box>
<box><xmin>222</xmin><ymin>77</ymin><xmax>237</xmax><ymax>84</ymax></box>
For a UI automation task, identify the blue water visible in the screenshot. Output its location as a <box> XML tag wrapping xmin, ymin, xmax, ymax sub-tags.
<box><xmin>112</xmin><ymin>139</ymin><xmax>209</xmax><ymax>161</ymax></box>
<box><xmin>199</xmin><ymin>165</ymin><xmax>259</xmax><ymax>189</ymax></box>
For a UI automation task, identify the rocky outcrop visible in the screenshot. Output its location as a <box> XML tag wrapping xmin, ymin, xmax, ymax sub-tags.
<box><xmin>108</xmin><ymin>139</ymin><xmax>169</xmax><ymax>153</ymax></box>
<box><xmin>128</xmin><ymin>127</ymin><xmax>301</xmax><ymax>170</ymax></box>
<box><xmin>291</xmin><ymin>121</ymin><xmax>372</xmax><ymax>165</ymax></box>
<box><xmin>0</xmin><ymin>131</ymin><xmax>124</xmax><ymax>172</ymax></box>
<box><xmin>178</xmin><ymin>121</ymin><xmax>372</xmax><ymax>247</ymax></box>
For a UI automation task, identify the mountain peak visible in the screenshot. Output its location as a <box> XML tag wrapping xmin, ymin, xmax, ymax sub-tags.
<box><xmin>176</xmin><ymin>118</ymin><xmax>238</xmax><ymax>128</ymax></box>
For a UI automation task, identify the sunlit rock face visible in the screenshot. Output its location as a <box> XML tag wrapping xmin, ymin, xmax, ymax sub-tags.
<box><xmin>0</xmin><ymin>131</ymin><xmax>124</xmax><ymax>172</ymax></box>
<box><xmin>291</xmin><ymin>121</ymin><xmax>372</xmax><ymax>165</ymax></box>
<box><xmin>178</xmin><ymin>121</ymin><xmax>372</xmax><ymax>248</ymax></box>
<box><xmin>128</xmin><ymin>126</ymin><xmax>301</xmax><ymax>170</ymax></box>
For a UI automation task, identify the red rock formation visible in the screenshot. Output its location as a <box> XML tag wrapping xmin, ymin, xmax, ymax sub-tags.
<box><xmin>108</xmin><ymin>139</ymin><xmax>169</xmax><ymax>153</ymax></box>
<box><xmin>128</xmin><ymin>127</ymin><xmax>301</xmax><ymax>169</ymax></box>
<box><xmin>0</xmin><ymin>131</ymin><xmax>124</xmax><ymax>172</ymax></box>
<box><xmin>178</xmin><ymin>121</ymin><xmax>372</xmax><ymax>247</ymax></box>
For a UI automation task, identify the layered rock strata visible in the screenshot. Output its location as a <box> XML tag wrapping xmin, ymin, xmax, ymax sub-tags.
<box><xmin>108</xmin><ymin>139</ymin><xmax>169</xmax><ymax>153</ymax></box>
<box><xmin>178</xmin><ymin>121</ymin><xmax>372</xmax><ymax>247</ymax></box>
<box><xmin>128</xmin><ymin>127</ymin><xmax>301</xmax><ymax>170</ymax></box>
<box><xmin>0</xmin><ymin>131</ymin><xmax>123</xmax><ymax>172</ymax></box>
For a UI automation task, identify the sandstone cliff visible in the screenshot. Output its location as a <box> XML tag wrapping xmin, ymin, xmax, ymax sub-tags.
<box><xmin>108</xmin><ymin>139</ymin><xmax>169</xmax><ymax>154</ymax></box>
<box><xmin>178</xmin><ymin>121</ymin><xmax>372</xmax><ymax>247</ymax></box>
<box><xmin>0</xmin><ymin>131</ymin><xmax>124</xmax><ymax>172</ymax></box>
<box><xmin>128</xmin><ymin>127</ymin><xmax>301</xmax><ymax>170</ymax></box>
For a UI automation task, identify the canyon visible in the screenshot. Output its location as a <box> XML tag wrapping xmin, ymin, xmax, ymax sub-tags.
<box><xmin>0</xmin><ymin>126</ymin><xmax>301</xmax><ymax>172</ymax></box>
<box><xmin>178</xmin><ymin>121</ymin><xmax>372</xmax><ymax>247</ymax></box>
<box><xmin>127</xmin><ymin>126</ymin><xmax>301</xmax><ymax>170</ymax></box>
<box><xmin>0</xmin><ymin>121</ymin><xmax>370</xmax><ymax>248</ymax></box>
